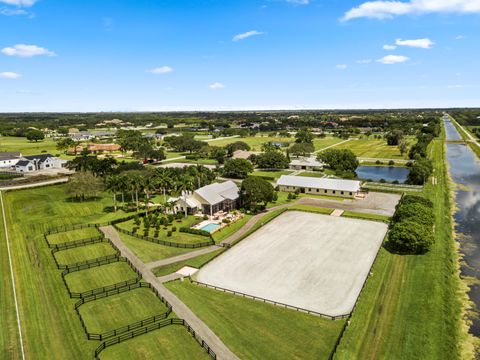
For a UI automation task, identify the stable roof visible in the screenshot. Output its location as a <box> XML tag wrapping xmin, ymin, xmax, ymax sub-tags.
<box><xmin>195</xmin><ymin>181</ymin><xmax>239</xmax><ymax>205</ymax></box>
<box><xmin>277</xmin><ymin>175</ymin><xmax>361</xmax><ymax>193</ymax></box>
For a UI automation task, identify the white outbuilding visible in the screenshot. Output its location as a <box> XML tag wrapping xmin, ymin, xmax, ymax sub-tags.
<box><xmin>277</xmin><ymin>175</ymin><xmax>361</xmax><ymax>198</ymax></box>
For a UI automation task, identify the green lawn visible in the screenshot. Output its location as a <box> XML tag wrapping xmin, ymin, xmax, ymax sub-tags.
<box><xmin>0</xmin><ymin>193</ymin><xmax>21</xmax><ymax>359</ymax></box>
<box><xmin>64</xmin><ymin>261</ymin><xmax>139</xmax><ymax>294</ymax></box>
<box><xmin>251</xmin><ymin>170</ymin><xmax>293</xmax><ymax>180</ymax></box>
<box><xmin>99</xmin><ymin>324</ymin><xmax>211</xmax><ymax>360</ymax></box>
<box><xmin>119</xmin><ymin>233</ymin><xmax>195</xmax><ymax>263</ymax></box>
<box><xmin>341</xmin><ymin>211</ymin><xmax>390</xmax><ymax>223</ymax></box>
<box><xmin>78</xmin><ymin>287</ymin><xmax>169</xmax><ymax>334</ymax></box>
<box><xmin>116</xmin><ymin>216</ymin><xmax>209</xmax><ymax>245</ymax></box>
<box><xmin>53</xmin><ymin>242</ymin><xmax>118</xmax><ymax>266</ymax></box>
<box><xmin>212</xmin><ymin>215</ymin><xmax>252</xmax><ymax>243</ymax></box>
<box><xmin>1</xmin><ymin>185</ymin><xmax>131</xmax><ymax>359</ymax></box>
<box><xmin>152</xmin><ymin>249</ymin><xmax>224</xmax><ymax>277</ymax></box>
<box><xmin>209</xmin><ymin>136</ymin><xmax>293</xmax><ymax>151</ymax></box>
<box><xmin>288</xmin><ymin>205</ymin><xmax>334</xmax><ymax>215</ymax></box>
<box><xmin>46</xmin><ymin>227</ymin><xmax>101</xmax><ymax>245</ymax></box>
<box><xmin>296</xmin><ymin>171</ymin><xmax>325</xmax><ymax>178</ymax></box>
<box><xmin>166</xmin><ymin>280</ymin><xmax>345</xmax><ymax>360</ymax></box>
<box><xmin>334</xmin><ymin>132</ymin><xmax>468</xmax><ymax>359</ymax></box>
<box><xmin>313</xmin><ymin>137</ymin><xmax>345</xmax><ymax>151</ymax></box>
<box><xmin>0</xmin><ymin>136</ymin><xmax>74</xmax><ymax>160</ymax></box>
<box><xmin>335</xmin><ymin>138</ymin><xmax>415</xmax><ymax>159</ymax></box>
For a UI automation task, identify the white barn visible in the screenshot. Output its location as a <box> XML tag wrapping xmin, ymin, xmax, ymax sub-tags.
<box><xmin>277</xmin><ymin>175</ymin><xmax>361</xmax><ymax>198</ymax></box>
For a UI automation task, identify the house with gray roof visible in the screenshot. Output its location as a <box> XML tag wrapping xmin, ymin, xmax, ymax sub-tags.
<box><xmin>0</xmin><ymin>152</ymin><xmax>22</xmax><ymax>168</ymax></box>
<box><xmin>174</xmin><ymin>181</ymin><xmax>240</xmax><ymax>215</ymax></box>
<box><xmin>289</xmin><ymin>157</ymin><xmax>324</xmax><ymax>171</ymax></box>
<box><xmin>15</xmin><ymin>154</ymin><xmax>68</xmax><ymax>173</ymax></box>
<box><xmin>277</xmin><ymin>175</ymin><xmax>361</xmax><ymax>198</ymax></box>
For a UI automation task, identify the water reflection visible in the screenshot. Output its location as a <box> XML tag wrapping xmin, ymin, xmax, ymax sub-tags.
<box><xmin>445</xmin><ymin>118</ymin><xmax>480</xmax><ymax>335</ymax></box>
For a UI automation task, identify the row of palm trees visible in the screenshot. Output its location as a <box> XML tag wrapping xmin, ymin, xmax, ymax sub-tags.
<box><xmin>105</xmin><ymin>166</ymin><xmax>217</xmax><ymax>215</ymax></box>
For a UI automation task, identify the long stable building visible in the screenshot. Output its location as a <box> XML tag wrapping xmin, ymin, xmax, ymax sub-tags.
<box><xmin>277</xmin><ymin>175</ymin><xmax>361</xmax><ymax>198</ymax></box>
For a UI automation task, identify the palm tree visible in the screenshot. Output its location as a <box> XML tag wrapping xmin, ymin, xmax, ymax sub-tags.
<box><xmin>154</xmin><ymin>168</ymin><xmax>173</xmax><ymax>204</ymax></box>
<box><xmin>105</xmin><ymin>175</ymin><xmax>120</xmax><ymax>211</ymax></box>
<box><xmin>143</xmin><ymin>176</ymin><xmax>156</xmax><ymax>216</ymax></box>
<box><xmin>175</xmin><ymin>176</ymin><xmax>195</xmax><ymax>217</ymax></box>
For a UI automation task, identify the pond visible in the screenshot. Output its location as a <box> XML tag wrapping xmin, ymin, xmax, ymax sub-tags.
<box><xmin>356</xmin><ymin>166</ymin><xmax>410</xmax><ymax>183</ymax></box>
<box><xmin>445</xmin><ymin>117</ymin><xmax>480</xmax><ymax>335</ymax></box>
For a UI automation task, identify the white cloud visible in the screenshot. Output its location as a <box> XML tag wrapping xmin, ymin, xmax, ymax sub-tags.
<box><xmin>209</xmin><ymin>82</ymin><xmax>225</xmax><ymax>90</ymax></box>
<box><xmin>336</xmin><ymin>64</ymin><xmax>348</xmax><ymax>70</ymax></box>
<box><xmin>0</xmin><ymin>71</ymin><xmax>21</xmax><ymax>79</ymax></box>
<box><xmin>2</xmin><ymin>44</ymin><xmax>55</xmax><ymax>57</ymax></box>
<box><xmin>383</xmin><ymin>44</ymin><xmax>397</xmax><ymax>50</ymax></box>
<box><xmin>356</xmin><ymin>59</ymin><xmax>372</xmax><ymax>64</ymax></box>
<box><xmin>377</xmin><ymin>54</ymin><xmax>410</xmax><ymax>64</ymax></box>
<box><xmin>1</xmin><ymin>8</ymin><xmax>28</xmax><ymax>15</ymax></box>
<box><xmin>232</xmin><ymin>30</ymin><xmax>264</xmax><ymax>42</ymax></box>
<box><xmin>149</xmin><ymin>66</ymin><xmax>174</xmax><ymax>75</ymax></box>
<box><xmin>0</xmin><ymin>0</ymin><xmax>36</xmax><ymax>6</ymax></box>
<box><xmin>395</xmin><ymin>38</ymin><xmax>434</xmax><ymax>49</ymax></box>
<box><xmin>456</xmin><ymin>35</ymin><xmax>465</xmax><ymax>40</ymax></box>
<box><xmin>342</xmin><ymin>0</ymin><xmax>480</xmax><ymax>21</ymax></box>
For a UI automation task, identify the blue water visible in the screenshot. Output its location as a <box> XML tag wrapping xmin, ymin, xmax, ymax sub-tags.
<box><xmin>201</xmin><ymin>223</ymin><xmax>221</xmax><ymax>233</ymax></box>
<box><xmin>356</xmin><ymin>166</ymin><xmax>410</xmax><ymax>183</ymax></box>
<box><xmin>445</xmin><ymin>118</ymin><xmax>480</xmax><ymax>336</ymax></box>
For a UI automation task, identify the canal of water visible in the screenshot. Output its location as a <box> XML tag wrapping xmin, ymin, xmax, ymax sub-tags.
<box><xmin>444</xmin><ymin>117</ymin><xmax>480</xmax><ymax>335</ymax></box>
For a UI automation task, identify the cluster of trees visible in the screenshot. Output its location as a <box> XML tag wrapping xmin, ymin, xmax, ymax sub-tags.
<box><xmin>249</xmin><ymin>150</ymin><xmax>289</xmax><ymax>170</ymax></box>
<box><xmin>406</xmin><ymin>131</ymin><xmax>435</xmax><ymax>185</ymax></box>
<box><xmin>26</xmin><ymin>129</ymin><xmax>45</xmax><ymax>142</ymax></box>
<box><xmin>240</xmin><ymin>176</ymin><xmax>276</xmax><ymax>212</ymax></box>
<box><xmin>222</xmin><ymin>159</ymin><xmax>254</xmax><ymax>179</ymax></box>
<box><xmin>117</xmin><ymin>130</ymin><xmax>165</xmax><ymax>162</ymax></box>
<box><xmin>164</xmin><ymin>134</ymin><xmax>205</xmax><ymax>153</ymax></box>
<box><xmin>386</xmin><ymin>195</ymin><xmax>435</xmax><ymax>254</ymax></box>
<box><xmin>317</xmin><ymin>149</ymin><xmax>359</xmax><ymax>178</ymax></box>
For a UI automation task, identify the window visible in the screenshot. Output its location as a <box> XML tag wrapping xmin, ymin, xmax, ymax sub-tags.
<box><xmin>316</xmin><ymin>189</ymin><xmax>319</xmax><ymax>193</ymax></box>
<box><xmin>350</xmin><ymin>192</ymin><xmax>353</xmax><ymax>196</ymax></box>
<box><xmin>324</xmin><ymin>189</ymin><xmax>327</xmax><ymax>193</ymax></box>
<box><xmin>341</xmin><ymin>191</ymin><xmax>344</xmax><ymax>195</ymax></box>
<box><xmin>333</xmin><ymin>190</ymin><xmax>336</xmax><ymax>194</ymax></box>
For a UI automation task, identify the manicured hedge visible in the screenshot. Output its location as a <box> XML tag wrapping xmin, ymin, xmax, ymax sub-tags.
<box><xmin>179</xmin><ymin>227</ymin><xmax>212</xmax><ymax>238</ymax></box>
<box><xmin>386</xmin><ymin>195</ymin><xmax>435</xmax><ymax>255</ymax></box>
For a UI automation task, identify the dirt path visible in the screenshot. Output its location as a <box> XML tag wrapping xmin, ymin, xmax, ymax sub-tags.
<box><xmin>100</xmin><ymin>226</ymin><xmax>240</xmax><ymax>360</ymax></box>
<box><xmin>145</xmin><ymin>245</ymin><xmax>221</xmax><ymax>270</ymax></box>
<box><xmin>0</xmin><ymin>177</ymin><xmax>68</xmax><ymax>191</ymax></box>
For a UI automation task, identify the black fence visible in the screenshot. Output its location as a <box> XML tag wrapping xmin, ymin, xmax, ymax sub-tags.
<box><xmin>74</xmin><ymin>282</ymin><xmax>173</xmax><ymax>342</ymax></box>
<box><xmin>114</xmin><ymin>225</ymin><xmax>215</xmax><ymax>249</ymax></box>
<box><xmin>49</xmin><ymin>235</ymin><xmax>105</xmax><ymax>251</ymax></box>
<box><xmin>94</xmin><ymin>318</ymin><xmax>217</xmax><ymax>359</ymax></box>
<box><xmin>60</xmin><ymin>257</ymin><xmax>143</xmax><ymax>299</ymax></box>
<box><xmin>191</xmin><ymin>280</ymin><xmax>348</xmax><ymax>321</ymax></box>
<box><xmin>52</xmin><ymin>251</ymin><xmax>121</xmax><ymax>270</ymax></box>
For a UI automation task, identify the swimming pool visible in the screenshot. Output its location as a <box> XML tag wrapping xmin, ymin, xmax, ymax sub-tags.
<box><xmin>201</xmin><ymin>223</ymin><xmax>221</xmax><ymax>233</ymax></box>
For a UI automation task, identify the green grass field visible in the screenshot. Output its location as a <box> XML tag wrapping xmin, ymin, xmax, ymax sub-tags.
<box><xmin>53</xmin><ymin>242</ymin><xmax>118</xmax><ymax>266</ymax></box>
<box><xmin>46</xmin><ymin>227</ymin><xmax>101</xmax><ymax>245</ymax></box>
<box><xmin>212</xmin><ymin>215</ymin><xmax>252</xmax><ymax>243</ymax></box>
<box><xmin>119</xmin><ymin>232</ymin><xmax>195</xmax><ymax>263</ymax></box>
<box><xmin>64</xmin><ymin>261</ymin><xmax>139</xmax><ymax>294</ymax></box>
<box><xmin>0</xmin><ymin>193</ymin><xmax>22</xmax><ymax>360</ymax></box>
<box><xmin>116</xmin><ymin>216</ymin><xmax>208</xmax><ymax>245</ymax></box>
<box><xmin>78</xmin><ymin>287</ymin><xmax>169</xmax><ymax>334</ymax></box>
<box><xmin>0</xmin><ymin>136</ymin><xmax>74</xmax><ymax>160</ymax></box>
<box><xmin>99</xmin><ymin>324</ymin><xmax>211</xmax><ymax>360</ymax></box>
<box><xmin>335</xmin><ymin>138</ymin><xmax>414</xmax><ymax>159</ymax></box>
<box><xmin>251</xmin><ymin>170</ymin><xmax>293</xmax><ymax>179</ymax></box>
<box><xmin>0</xmin><ymin>185</ymin><xmax>138</xmax><ymax>359</ymax></box>
<box><xmin>313</xmin><ymin>137</ymin><xmax>345</xmax><ymax>151</ymax></box>
<box><xmin>152</xmin><ymin>249</ymin><xmax>224</xmax><ymax>277</ymax></box>
<box><xmin>334</xmin><ymin>133</ymin><xmax>466</xmax><ymax>359</ymax></box>
<box><xmin>207</xmin><ymin>136</ymin><xmax>293</xmax><ymax>151</ymax></box>
<box><xmin>166</xmin><ymin>280</ymin><xmax>345</xmax><ymax>360</ymax></box>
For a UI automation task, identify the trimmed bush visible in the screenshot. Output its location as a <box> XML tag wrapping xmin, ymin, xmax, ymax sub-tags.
<box><xmin>386</xmin><ymin>221</ymin><xmax>434</xmax><ymax>254</ymax></box>
<box><xmin>167</xmin><ymin>231</ymin><xmax>172</xmax><ymax>237</ymax></box>
<box><xmin>393</xmin><ymin>203</ymin><xmax>434</xmax><ymax>227</ymax></box>
<box><xmin>400</xmin><ymin>195</ymin><xmax>433</xmax><ymax>208</ymax></box>
<box><xmin>179</xmin><ymin>227</ymin><xmax>212</xmax><ymax>238</ymax></box>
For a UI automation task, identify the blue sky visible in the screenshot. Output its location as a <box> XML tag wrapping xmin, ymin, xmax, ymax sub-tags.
<box><xmin>0</xmin><ymin>0</ymin><xmax>479</xmax><ymax>111</ymax></box>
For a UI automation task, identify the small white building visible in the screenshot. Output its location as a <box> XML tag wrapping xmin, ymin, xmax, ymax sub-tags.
<box><xmin>15</xmin><ymin>154</ymin><xmax>68</xmax><ymax>173</ymax></box>
<box><xmin>0</xmin><ymin>152</ymin><xmax>22</xmax><ymax>168</ymax></box>
<box><xmin>174</xmin><ymin>181</ymin><xmax>240</xmax><ymax>215</ymax></box>
<box><xmin>289</xmin><ymin>157</ymin><xmax>324</xmax><ymax>171</ymax></box>
<box><xmin>277</xmin><ymin>175</ymin><xmax>361</xmax><ymax>198</ymax></box>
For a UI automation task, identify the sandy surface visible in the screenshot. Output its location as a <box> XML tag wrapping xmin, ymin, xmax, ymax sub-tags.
<box><xmin>196</xmin><ymin>211</ymin><xmax>388</xmax><ymax>317</ymax></box>
<box><xmin>298</xmin><ymin>191</ymin><xmax>400</xmax><ymax>216</ymax></box>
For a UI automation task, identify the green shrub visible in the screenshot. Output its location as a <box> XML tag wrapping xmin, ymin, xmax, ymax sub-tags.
<box><xmin>388</xmin><ymin>160</ymin><xmax>395</xmax><ymax>166</ymax></box>
<box><xmin>222</xmin><ymin>218</ymin><xmax>231</xmax><ymax>224</ymax></box>
<box><xmin>401</xmin><ymin>195</ymin><xmax>433</xmax><ymax>208</ymax></box>
<box><xmin>393</xmin><ymin>203</ymin><xmax>434</xmax><ymax>227</ymax></box>
<box><xmin>154</xmin><ymin>230</ymin><xmax>159</xmax><ymax>238</ymax></box>
<box><xmin>179</xmin><ymin>227</ymin><xmax>211</xmax><ymax>237</ymax></box>
<box><xmin>386</xmin><ymin>220</ymin><xmax>434</xmax><ymax>254</ymax></box>
<box><xmin>203</xmin><ymin>215</ymin><xmax>209</xmax><ymax>220</ymax></box>
<box><xmin>172</xmin><ymin>226</ymin><xmax>177</xmax><ymax>232</ymax></box>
